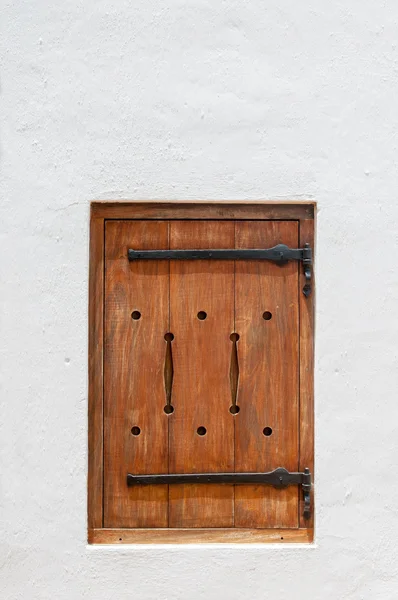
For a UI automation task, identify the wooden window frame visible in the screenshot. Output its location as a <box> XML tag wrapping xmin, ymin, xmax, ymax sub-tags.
<box><xmin>88</xmin><ymin>201</ymin><xmax>315</xmax><ymax>544</ymax></box>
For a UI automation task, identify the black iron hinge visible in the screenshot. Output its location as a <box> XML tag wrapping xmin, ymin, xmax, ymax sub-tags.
<box><xmin>127</xmin><ymin>467</ymin><xmax>312</xmax><ymax>519</ymax></box>
<box><xmin>128</xmin><ymin>243</ymin><xmax>313</xmax><ymax>296</ymax></box>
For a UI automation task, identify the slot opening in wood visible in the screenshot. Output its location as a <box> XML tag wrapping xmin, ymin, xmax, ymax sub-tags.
<box><xmin>164</xmin><ymin>332</ymin><xmax>175</xmax><ymax>414</ymax></box>
<box><xmin>229</xmin><ymin>332</ymin><xmax>240</xmax><ymax>415</ymax></box>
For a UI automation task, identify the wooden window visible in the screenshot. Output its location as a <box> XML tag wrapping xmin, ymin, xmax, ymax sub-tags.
<box><xmin>88</xmin><ymin>202</ymin><xmax>315</xmax><ymax>544</ymax></box>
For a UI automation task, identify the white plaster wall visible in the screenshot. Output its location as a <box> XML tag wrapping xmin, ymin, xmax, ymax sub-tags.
<box><xmin>1</xmin><ymin>1</ymin><xmax>398</xmax><ymax>598</ymax></box>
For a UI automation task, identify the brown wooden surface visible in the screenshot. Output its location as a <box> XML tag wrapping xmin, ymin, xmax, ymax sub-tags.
<box><xmin>89</xmin><ymin>527</ymin><xmax>313</xmax><ymax>544</ymax></box>
<box><xmin>104</xmin><ymin>221</ymin><xmax>169</xmax><ymax>527</ymax></box>
<box><xmin>234</xmin><ymin>221</ymin><xmax>300</xmax><ymax>528</ymax></box>
<box><xmin>92</xmin><ymin>201</ymin><xmax>314</xmax><ymax>221</ymax></box>
<box><xmin>168</xmin><ymin>221</ymin><xmax>235</xmax><ymax>527</ymax></box>
<box><xmin>299</xmin><ymin>218</ymin><xmax>315</xmax><ymax>528</ymax></box>
<box><xmin>88</xmin><ymin>213</ymin><xmax>104</xmax><ymax>529</ymax></box>
<box><xmin>88</xmin><ymin>203</ymin><xmax>315</xmax><ymax>541</ymax></box>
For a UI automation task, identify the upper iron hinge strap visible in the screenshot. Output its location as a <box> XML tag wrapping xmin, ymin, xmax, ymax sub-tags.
<box><xmin>128</xmin><ymin>243</ymin><xmax>313</xmax><ymax>296</ymax></box>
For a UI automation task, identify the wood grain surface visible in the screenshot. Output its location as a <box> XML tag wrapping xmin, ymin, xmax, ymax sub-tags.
<box><xmin>168</xmin><ymin>221</ymin><xmax>235</xmax><ymax>527</ymax></box>
<box><xmin>299</xmin><ymin>218</ymin><xmax>315</xmax><ymax>527</ymax></box>
<box><xmin>104</xmin><ymin>221</ymin><xmax>169</xmax><ymax>527</ymax></box>
<box><xmin>234</xmin><ymin>221</ymin><xmax>300</xmax><ymax>528</ymax></box>
<box><xmin>89</xmin><ymin>527</ymin><xmax>314</xmax><ymax>544</ymax></box>
<box><xmin>91</xmin><ymin>201</ymin><xmax>314</xmax><ymax>221</ymax></box>
<box><xmin>88</xmin><ymin>214</ymin><xmax>104</xmax><ymax>529</ymax></box>
<box><xmin>89</xmin><ymin>206</ymin><xmax>314</xmax><ymax>539</ymax></box>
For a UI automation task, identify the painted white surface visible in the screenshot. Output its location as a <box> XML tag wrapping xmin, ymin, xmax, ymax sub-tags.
<box><xmin>1</xmin><ymin>2</ymin><xmax>398</xmax><ymax>598</ymax></box>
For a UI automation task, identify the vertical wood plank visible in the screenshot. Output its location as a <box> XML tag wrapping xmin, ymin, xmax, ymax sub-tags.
<box><xmin>234</xmin><ymin>221</ymin><xmax>300</xmax><ymax>528</ymax></box>
<box><xmin>168</xmin><ymin>221</ymin><xmax>235</xmax><ymax>527</ymax></box>
<box><xmin>104</xmin><ymin>221</ymin><xmax>169</xmax><ymax>527</ymax></box>
<box><xmin>88</xmin><ymin>213</ymin><xmax>104</xmax><ymax>529</ymax></box>
<box><xmin>299</xmin><ymin>218</ymin><xmax>315</xmax><ymax>528</ymax></box>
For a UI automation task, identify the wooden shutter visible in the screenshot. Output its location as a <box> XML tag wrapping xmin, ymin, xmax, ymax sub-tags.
<box><xmin>88</xmin><ymin>202</ymin><xmax>314</xmax><ymax>544</ymax></box>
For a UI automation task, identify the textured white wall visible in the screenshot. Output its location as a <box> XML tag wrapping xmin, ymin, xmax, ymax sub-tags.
<box><xmin>1</xmin><ymin>1</ymin><xmax>398</xmax><ymax>598</ymax></box>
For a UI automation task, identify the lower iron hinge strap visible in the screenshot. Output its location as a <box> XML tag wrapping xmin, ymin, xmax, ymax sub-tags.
<box><xmin>127</xmin><ymin>466</ymin><xmax>312</xmax><ymax>519</ymax></box>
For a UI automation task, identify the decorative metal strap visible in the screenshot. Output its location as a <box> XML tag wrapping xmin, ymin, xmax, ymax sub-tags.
<box><xmin>128</xmin><ymin>243</ymin><xmax>312</xmax><ymax>296</ymax></box>
<box><xmin>126</xmin><ymin>467</ymin><xmax>312</xmax><ymax>519</ymax></box>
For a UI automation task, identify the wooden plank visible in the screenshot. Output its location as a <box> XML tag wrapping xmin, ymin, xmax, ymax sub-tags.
<box><xmin>89</xmin><ymin>527</ymin><xmax>314</xmax><ymax>544</ymax></box>
<box><xmin>91</xmin><ymin>201</ymin><xmax>314</xmax><ymax>221</ymax></box>
<box><xmin>168</xmin><ymin>221</ymin><xmax>235</xmax><ymax>527</ymax></box>
<box><xmin>234</xmin><ymin>221</ymin><xmax>300</xmax><ymax>528</ymax></box>
<box><xmin>88</xmin><ymin>213</ymin><xmax>104</xmax><ymax>529</ymax></box>
<box><xmin>103</xmin><ymin>221</ymin><xmax>169</xmax><ymax>527</ymax></box>
<box><xmin>299</xmin><ymin>218</ymin><xmax>315</xmax><ymax>528</ymax></box>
